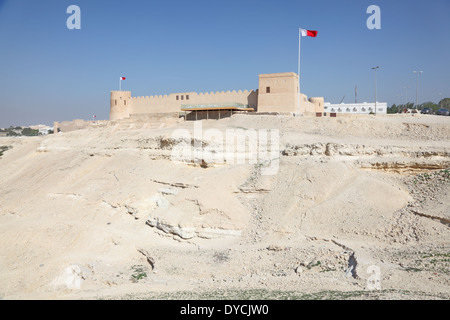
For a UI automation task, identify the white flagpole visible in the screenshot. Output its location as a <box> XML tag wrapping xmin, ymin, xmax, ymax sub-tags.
<box><xmin>298</xmin><ymin>27</ymin><xmax>301</xmax><ymax>115</ymax></box>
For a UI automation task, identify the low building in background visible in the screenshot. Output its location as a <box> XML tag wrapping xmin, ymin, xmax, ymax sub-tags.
<box><xmin>323</xmin><ymin>102</ymin><xmax>388</xmax><ymax>115</ymax></box>
<box><xmin>29</xmin><ymin>125</ymin><xmax>54</xmax><ymax>135</ymax></box>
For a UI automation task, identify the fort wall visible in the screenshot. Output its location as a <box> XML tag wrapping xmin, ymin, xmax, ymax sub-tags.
<box><xmin>130</xmin><ymin>89</ymin><xmax>258</xmax><ymax>115</ymax></box>
<box><xmin>109</xmin><ymin>72</ymin><xmax>325</xmax><ymax>120</ymax></box>
<box><xmin>54</xmin><ymin>119</ymin><xmax>107</xmax><ymax>133</ymax></box>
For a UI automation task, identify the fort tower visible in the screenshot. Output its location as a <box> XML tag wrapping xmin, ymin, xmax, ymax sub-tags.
<box><xmin>110</xmin><ymin>91</ymin><xmax>131</xmax><ymax>121</ymax></box>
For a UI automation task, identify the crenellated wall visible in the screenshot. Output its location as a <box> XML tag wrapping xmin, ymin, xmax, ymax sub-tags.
<box><xmin>129</xmin><ymin>89</ymin><xmax>258</xmax><ymax>115</ymax></box>
<box><xmin>109</xmin><ymin>72</ymin><xmax>324</xmax><ymax>120</ymax></box>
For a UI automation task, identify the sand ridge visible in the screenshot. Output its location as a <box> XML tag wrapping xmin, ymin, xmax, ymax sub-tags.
<box><xmin>0</xmin><ymin>113</ymin><xmax>448</xmax><ymax>299</ymax></box>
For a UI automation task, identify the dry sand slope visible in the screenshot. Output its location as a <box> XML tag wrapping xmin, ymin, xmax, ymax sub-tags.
<box><xmin>0</xmin><ymin>114</ymin><xmax>449</xmax><ymax>300</ymax></box>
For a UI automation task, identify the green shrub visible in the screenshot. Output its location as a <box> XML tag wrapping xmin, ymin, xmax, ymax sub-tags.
<box><xmin>21</xmin><ymin>128</ymin><xmax>39</xmax><ymax>136</ymax></box>
<box><xmin>0</xmin><ymin>146</ymin><xmax>11</xmax><ymax>157</ymax></box>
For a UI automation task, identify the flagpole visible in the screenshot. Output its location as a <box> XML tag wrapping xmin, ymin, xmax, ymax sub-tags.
<box><xmin>119</xmin><ymin>77</ymin><xmax>121</xmax><ymax>91</ymax></box>
<box><xmin>298</xmin><ymin>27</ymin><xmax>301</xmax><ymax>115</ymax></box>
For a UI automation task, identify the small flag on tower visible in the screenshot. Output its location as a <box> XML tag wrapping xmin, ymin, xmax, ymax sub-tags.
<box><xmin>300</xmin><ymin>29</ymin><xmax>318</xmax><ymax>37</ymax></box>
<box><xmin>119</xmin><ymin>76</ymin><xmax>126</xmax><ymax>90</ymax></box>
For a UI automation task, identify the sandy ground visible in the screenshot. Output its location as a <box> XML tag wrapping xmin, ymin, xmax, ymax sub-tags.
<box><xmin>0</xmin><ymin>113</ymin><xmax>449</xmax><ymax>300</ymax></box>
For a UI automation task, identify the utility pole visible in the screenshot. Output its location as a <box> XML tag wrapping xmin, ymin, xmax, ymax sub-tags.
<box><xmin>396</xmin><ymin>94</ymin><xmax>402</xmax><ymax>113</ymax></box>
<box><xmin>403</xmin><ymin>86</ymin><xmax>409</xmax><ymax>111</ymax></box>
<box><xmin>372</xmin><ymin>66</ymin><xmax>379</xmax><ymax>115</ymax></box>
<box><xmin>413</xmin><ymin>71</ymin><xmax>423</xmax><ymax>109</ymax></box>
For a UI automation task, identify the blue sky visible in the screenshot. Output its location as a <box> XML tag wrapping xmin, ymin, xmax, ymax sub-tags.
<box><xmin>0</xmin><ymin>0</ymin><xmax>449</xmax><ymax>127</ymax></box>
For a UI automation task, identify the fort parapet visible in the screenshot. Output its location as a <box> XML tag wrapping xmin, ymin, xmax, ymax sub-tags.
<box><xmin>110</xmin><ymin>72</ymin><xmax>324</xmax><ymax>120</ymax></box>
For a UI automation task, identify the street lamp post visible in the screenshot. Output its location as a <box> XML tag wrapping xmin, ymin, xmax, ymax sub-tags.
<box><xmin>396</xmin><ymin>94</ymin><xmax>402</xmax><ymax>113</ymax></box>
<box><xmin>438</xmin><ymin>92</ymin><xmax>442</xmax><ymax>109</ymax></box>
<box><xmin>413</xmin><ymin>71</ymin><xmax>423</xmax><ymax>109</ymax></box>
<box><xmin>372</xmin><ymin>66</ymin><xmax>379</xmax><ymax>115</ymax></box>
<box><xmin>403</xmin><ymin>86</ymin><xmax>409</xmax><ymax>112</ymax></box>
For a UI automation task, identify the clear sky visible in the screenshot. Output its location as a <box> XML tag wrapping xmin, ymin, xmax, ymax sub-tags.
<box><xmin>0</xmin><ymin>0</ymin><xmax>449</xmax><ymax>127</ymax></box>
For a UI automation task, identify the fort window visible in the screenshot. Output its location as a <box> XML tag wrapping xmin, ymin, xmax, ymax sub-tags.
<box><xmin>266</xmin><ymin>87</ymin><xmax>270</xmax><ymax>93</ymax></box>
<box><xmin>186</xmin><ymin>95</ymin><xmax>189</xmax><ymax>100</ymax></box>
<box><xmin>181</xmin><ymin>95</ymin><xmax>184</xmax><ymax>100</ymax></box>
<box><xmin>176</xmin><ymin>96</ymin><xmax>179</xmax><ymax>100</ymax></box>
<box><xmin>124</xmin><ymin>100</ymin><xmax>127</xmax><ymax>106</ymax></box>
<box><xmin>115</xmin><ymin>100</ymin><xmax>117</xmax><ymax>105</ymax></box>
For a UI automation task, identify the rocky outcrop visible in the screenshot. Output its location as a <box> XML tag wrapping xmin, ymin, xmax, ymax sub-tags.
<box><xmin>281</xmin><ymin>142</ymin><xmax>449</xmax><ymax>158</ymax></box>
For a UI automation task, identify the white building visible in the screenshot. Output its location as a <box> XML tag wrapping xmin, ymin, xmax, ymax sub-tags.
<box><xmin>29</xmin><ymin>125</ymin><xmax>53</xmax><ymax>135</ymax></box>
<box><xmin>323</xmin><ymin>102</ymin><xmax>387</xmax><ymax>115</ymax></box>
<box><xmin>38</xmin><ymin>127</ymin><xmax>53</xmax><ymax>135</ymax></box>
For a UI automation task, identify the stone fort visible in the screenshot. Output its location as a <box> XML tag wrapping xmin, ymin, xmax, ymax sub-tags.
<box><xmin>110</xmin><ymin>72</ymin><xmax>325</xmax><ymax>121</ymax></box>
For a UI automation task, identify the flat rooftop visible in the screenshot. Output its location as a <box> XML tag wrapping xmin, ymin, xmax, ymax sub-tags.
<box><xmin>181</xmin><ymin>102</ymin><xmax>254</xmax><ymax>112</ymax></box>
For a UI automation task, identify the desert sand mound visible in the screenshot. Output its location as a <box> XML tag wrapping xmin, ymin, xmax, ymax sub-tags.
<box><xmin>0</xmin><ymin>113</ymin><xmax>449</xmax><ymax>299</ymax></box>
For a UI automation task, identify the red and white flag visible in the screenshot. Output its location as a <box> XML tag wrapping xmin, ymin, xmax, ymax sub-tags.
<box><xmin>120</xmin><ymin>77</ymin><xmax>126</xmax><ymax>80</ymax></box>
<box><xmin>300</xmin><ymin>29</ymin><xmax>318</xmax><ymax>37</ymax></box>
